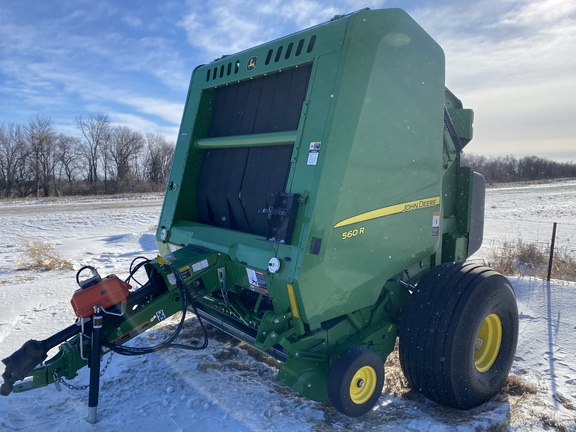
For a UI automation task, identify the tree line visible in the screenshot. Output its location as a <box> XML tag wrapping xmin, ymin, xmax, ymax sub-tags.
<box><xmin>2</xmin><ymin>114</ymin><xmax>575</xmax><ymax>199</ymax></box>
<box><xmin>0</xmin><ymin>114</ymin><xmax>175</xmax><ymax>198</ymax></box>
<box><xmin>461</xmin><ymin>153</ymin><xmax>576</xmax><ymax>184</ymax></box>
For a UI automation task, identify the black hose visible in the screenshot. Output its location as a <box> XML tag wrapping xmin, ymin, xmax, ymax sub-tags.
<box><xmin>125</xmin><ymin>256</ymin><xmax>151</xmax><ymax>287</ymax></box>
<box><xmin>102</xmin><ymin>261</ymin><xmax>208</xmax><ymax>355</ymax></box>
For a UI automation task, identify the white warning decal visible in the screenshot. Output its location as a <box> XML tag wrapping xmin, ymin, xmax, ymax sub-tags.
<box><xmin>192</xmin><ymin>259</ymin><xmax>209</xmax><ymax>272</ymax></box>
<box><xmin>246</xmin><ymin>268</ymin><xmax>268</xmax><ymax>294</ymax></box>
<box><xmin>307</xmin><ymin>141</ymin><xmax>321</xmax><ymax>166</ymax></box>
<box><xmin>432</xmin><ymin>212</ymin><xmax>440</xmax><ymax>237</ymax></box>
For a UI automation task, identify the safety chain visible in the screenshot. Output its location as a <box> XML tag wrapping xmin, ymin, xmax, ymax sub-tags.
<box><xmin>52</xmin><ymin>351</ymin><xmax>114</xmax><ymax>391</ymax></box>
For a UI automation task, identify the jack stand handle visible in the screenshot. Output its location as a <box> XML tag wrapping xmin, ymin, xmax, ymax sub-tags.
<box><xmin>87</xmin><ymin>306</ymin><xmax>103</xmax><ymax>424</ymax></box>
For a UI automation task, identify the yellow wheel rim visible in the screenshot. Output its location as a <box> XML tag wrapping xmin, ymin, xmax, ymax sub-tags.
<box><xmin>349</xmin><ymin>366</ymin><xmax>377</xmax><ymax>405</ymax></box>
<box><xmin>474</xmin><ymin>313</ymin><xmax>503</xmax><ymax>372</ymax></box>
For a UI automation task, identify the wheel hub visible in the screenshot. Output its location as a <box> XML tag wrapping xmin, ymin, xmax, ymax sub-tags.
<box><xmin>349</xmin><ymin>366</ymin><xmax>377</xmax><ymax>405</ymax></box>
<box><xmin>474</xmin><ymin>313</ymin><xmax>503</xmax><ymax>372</ymax></box>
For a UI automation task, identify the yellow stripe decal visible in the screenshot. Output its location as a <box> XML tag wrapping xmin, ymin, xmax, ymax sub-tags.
<box><xmin>286</xmin><ymin>284</ymin><xmax>299</xmax><ymax>319</ymax></box>
<box><xmin>333</xmin><ymin>196</ymin><xmax>440</xmax><ymax>229</ymax></box>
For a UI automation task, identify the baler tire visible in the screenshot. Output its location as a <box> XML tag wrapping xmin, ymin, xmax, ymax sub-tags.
<box><xmin>398</xmin><ymin>262</ymin><xmax>518</xmax><ymax>409</ymax></box>
<box><xmin>327</xmin><ymin>347</ymin><xmax>384</xmax><ymax>417</ymax></box>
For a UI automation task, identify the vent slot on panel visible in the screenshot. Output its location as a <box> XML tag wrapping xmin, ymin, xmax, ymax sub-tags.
<box><xmin>205</xmin><ymin>35</ymin><xmax>316</xmax><ymax>82</ymax></box>
<box><xmin>206</xmin><ymin>58</ymin><xmax>241</xmax><ymax>82</ymax></box>
<box><xmin>265</xmin><ymin>34</ymin><xmax>317</xmax><ymax>65</ymax></box>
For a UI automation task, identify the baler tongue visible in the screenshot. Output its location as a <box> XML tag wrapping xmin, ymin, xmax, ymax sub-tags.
<box><xmin>1</xmin><ymin>340</ymin><xmax>48</xmax><ymax>396</ymax></box>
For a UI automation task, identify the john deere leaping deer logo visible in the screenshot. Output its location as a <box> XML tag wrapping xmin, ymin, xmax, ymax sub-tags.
<box><xmin>246</xmin><ymin>56</ymin><xmax>257</xmax><ymax>72</ymax></box>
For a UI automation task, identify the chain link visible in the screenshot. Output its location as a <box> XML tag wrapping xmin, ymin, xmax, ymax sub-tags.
<box><xmin>52</xmin><ymin>351</ymin><xmax>114</xmax><ymax>391</ymax></box>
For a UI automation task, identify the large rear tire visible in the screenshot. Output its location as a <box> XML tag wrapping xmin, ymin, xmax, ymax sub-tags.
<box><xmin>399</xmin><ymin>262</ymin><xmax>518</xmax><ymax>409</ymax></box>
<box><xmin>328</xmin><ymin>347</ymin><xmax>384</xmax><ymax>417</ymax></box>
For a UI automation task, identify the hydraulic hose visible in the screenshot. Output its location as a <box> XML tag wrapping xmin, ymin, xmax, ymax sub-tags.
<box><xmin>102</xmin><ymin>261</ymin><xmax>208</xmax><ymax>355</ymax></box>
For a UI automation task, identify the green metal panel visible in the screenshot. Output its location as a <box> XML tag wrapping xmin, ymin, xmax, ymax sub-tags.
<box><xmin>195</xmin><ymin>131</ymin><xmax>297</xmax><ymax>149</ymax></box>
<box><xmin>448</xmin><ymin>108</ymin><xmax>474</xmax><ymax>144</ymax></box>
<box><xmin>291</xmin><ymin>9</ymin><xmax>446</xmax><ymax>324</ymax></box>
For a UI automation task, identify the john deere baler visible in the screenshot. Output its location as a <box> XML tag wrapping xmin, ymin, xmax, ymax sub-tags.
<box><xmin>2</xmin><ymin>8</ymin><xmax>518</xmax><ymax>419</ymax></box>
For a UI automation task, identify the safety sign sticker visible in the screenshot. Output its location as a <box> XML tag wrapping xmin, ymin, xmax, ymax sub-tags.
<box><xmin>192</xmin><ymin>259</ymin><xmax>209</xmax><ymax>273</ymax></box>
<box><xmin>432</xmin><ymin>212</ymin><xmax>440</xmax><ymax>236</ymax></box>
<box><xmin>179</xmin><ymin>266</ymin><xmax>192</xmax><ymax>280</ymax></box>
<box><xmin>307</xmin><ymin>141</ymin><xmax>321</xmax><ymax>166</ymax></box>
<box><xmin>246</xmin><ymin>268</ymin><xmax>268</xmax><ymax>294</ymax></box>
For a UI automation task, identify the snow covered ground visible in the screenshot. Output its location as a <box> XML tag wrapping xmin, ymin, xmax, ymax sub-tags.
<box><xmin>0</xmin><ymin>180</ymin><xmax>575</xmax><ymax>431</ymax></box>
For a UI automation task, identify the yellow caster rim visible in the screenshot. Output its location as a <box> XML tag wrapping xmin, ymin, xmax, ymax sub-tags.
<box><xmin>349</xmin><ymin>366</ymin><xmax>377</xmax><ymax>404</ymax></box>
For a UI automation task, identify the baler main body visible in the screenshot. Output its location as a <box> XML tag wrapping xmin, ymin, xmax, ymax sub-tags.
<box><xmin>155</xmin><ymin>8</ymin><xmax>480</xmax><ymax>402</ymax></box>
<box><xmin>5</xmin><ymin>8</ymin><xmax>506</xmax><ymax>419</ymax></box>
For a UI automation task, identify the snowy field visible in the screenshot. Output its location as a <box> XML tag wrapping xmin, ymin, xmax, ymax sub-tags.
<box><xmin>0</xmin><ymin>180</ymin><xmax>575</xmax><ymax>431</ymax></box>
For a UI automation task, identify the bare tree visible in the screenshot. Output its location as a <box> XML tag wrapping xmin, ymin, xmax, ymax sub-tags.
<box><xmin>144</xmin><ymin>133</ymin><xmax>174</xmax><ymax>184</ymax></box>
<box><xmin>55</xmin><ymin>134</ymin><xmax>81</xmax><ymax>183</ymax></box>
<box><xmin>24</xmin><ymin>115</ymin><xmax>58</xmax><ymax>197</ymax></box>
<box><xmin>75</xmin><ymin>113</ymin><xmax>110</xmax><ymax>184</ymax></box>
<box><xmin>0</xmin><ymin>123</ymin><xmax>28</xmax><ymax>198</ymax></box>
<box><xmin>53</xmin><ymin>133</ymin><xmax>84</xmax><ymax>196</ymax></box>
<box><xmin>463</xmin><ymin>152</ymin><xmax>576</xmax><ymax>183</ymax></box>
<box><xmin>109</xmin><ymin>126</ymin><xmax>144</xmax><ymax>183</ymax></box>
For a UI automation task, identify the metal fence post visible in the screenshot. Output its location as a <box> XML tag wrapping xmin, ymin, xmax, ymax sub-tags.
<box><xmin>547</xmin><ymin>222</ymin><xmax>557</xmax><ymax>281</ymax></box>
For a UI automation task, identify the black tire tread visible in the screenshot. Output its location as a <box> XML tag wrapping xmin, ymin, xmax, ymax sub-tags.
<box><xmin>328</xmin><ymin>347</ymin><xmax>384</xmax><ymax>417</ymax></box>
<box><xmin>399</xmin><ymin>262</ymin><xmax>518</xmax><ymax>409</ymax></box>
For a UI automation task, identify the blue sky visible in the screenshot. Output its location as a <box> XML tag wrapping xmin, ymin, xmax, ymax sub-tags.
<box><xmin>1</xmin><ymin>0</ymin><xmax>574</xmax><ymax>161</ymax></box>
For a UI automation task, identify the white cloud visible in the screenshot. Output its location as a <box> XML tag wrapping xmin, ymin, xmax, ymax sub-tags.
<box><xmin>110</xmin><ymin>112</ymin><xmax>179</xmax><ymax>143</ymax></box>
<box><xmin>0</xmin><ymin>0</ymin><xmax>574</xmax><ymax>161</ymax></box>
<box><xmin>111</xmin><ymin>112</ymin><xmax>162</xmax><ymax>131</ymax></box>
<box><xmin>499</xmin><ymin>0</ymin><xmax>576</xmax><ymax>27</ymax></box>
<box><xmin>466</xmin><ymin>75</ymin><xmax>576</xmax><ymax>144</ymax></box>
<box><xmin>121</xmin><ymin>97</ymin><xmax>183</xmax><ymax>124</ymax></box>
<box><xmin>122</xmin><ymin>15</ymin><xmax>144</xmax><ymax>28</ymax></box>
<box><xmin>408</xmin><ymin>0</ymin><xmax>576</xmax><ymax>161</ymax></box>
<box><xmin>178</xmin><ymin>2</ymin><xmax>271</xmax><ymax>60</ymax></box>
<box><xmin>177</xmin><ymin>0</ymin><xmax>389</xmax><ymax>60</ymax></box>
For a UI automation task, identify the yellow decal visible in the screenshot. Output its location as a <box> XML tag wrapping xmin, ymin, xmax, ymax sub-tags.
<box><xmin>179</xmin><ymin>265</ymin><xmax>192</xmax><ymax>280</ymax></box>
<box><xmin>334</xmin><ymin>196</ymin><xmax>440</xmax><ymax>229</ymax></box>
<box><xmin>287</xmin><ymin>284</ymin><xmax>300</xmax><ymax>319</ymax></box>
<box><xmin>341</xmin><ymin>227</ymin><xmax>365</xmax><ymax>240</ymax></box>
<box><xmin>156</xmin><ymin>255</ymin><xmax>170</xmax><ymax>265</ymax></box>
<box><xmin>246</xmin><ymin>56</ymin><xmax>257</xmax><ymax>72</ymax></box>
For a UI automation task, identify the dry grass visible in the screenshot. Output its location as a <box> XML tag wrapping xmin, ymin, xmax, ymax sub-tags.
<box><xmin>538</xmin><ymin>414</ymin><xmax>571</xmax><ymax>432</ymax></box>
<box><xmin>18</xmin><ymin>239</ymin><xmax>74</xmax><ymax>271</ymax></box>
<box><xmin>500</xmin><ymin>374</ymin><xmax>538</xmax><ymax>397</ymax></box>
<box><xmin>555</xmin><ymin>392</ymin><xmax>576</xmax><ymax>411</ymax></box>
<box><xmin>483</xmin><ymin>238</ymin><xmax>576</xmax><ymax>282</ymax></box>
<box><xmin>550</xmin><ymin>248</ymin><xmax>576</xmax><ymax>281</ymax></box>
<box><xmin>384</xmin><ymin>341</ymin><xmax>410</xmax><ymax>396</ymax></box>
<box><xmin>383</xmin><ymin>346</ymin><xmax>541</xmax><ymax>399</ymax></box>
